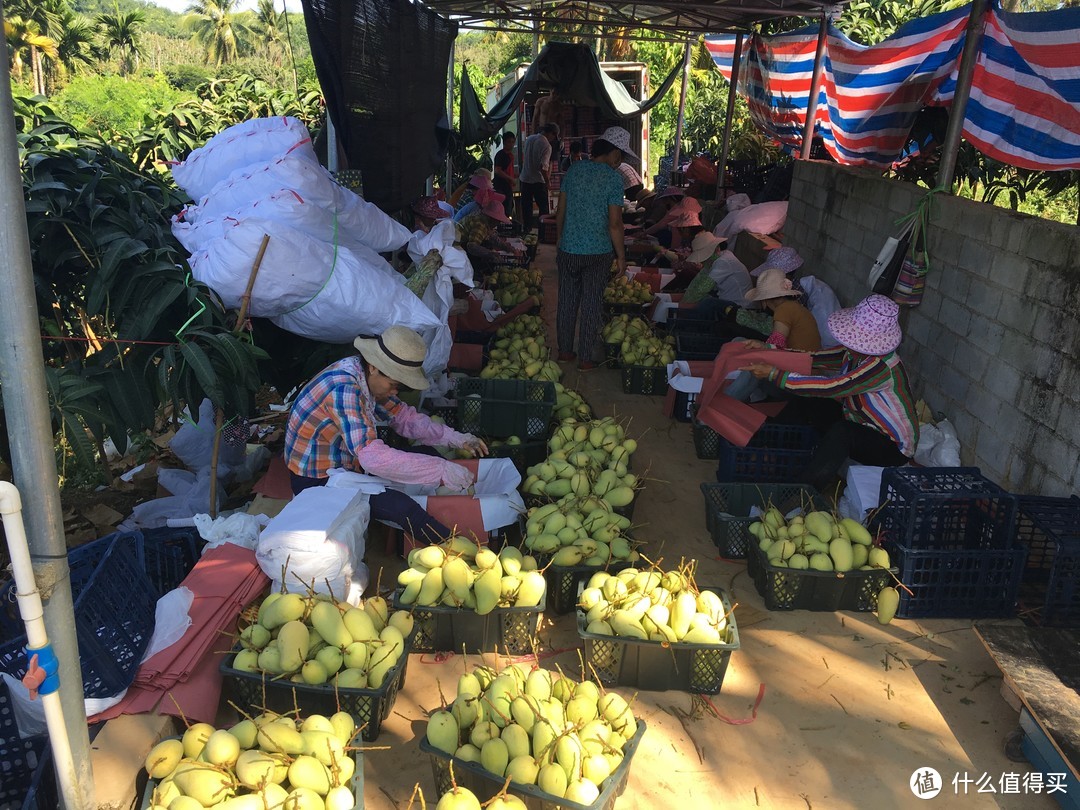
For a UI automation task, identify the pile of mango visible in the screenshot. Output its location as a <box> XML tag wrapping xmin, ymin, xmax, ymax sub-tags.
<box><xmin>552</xmin><ymin>383</ymin><xmax>591</xmax><ymax>421</ymax></box>
<box><xmin>480</xmin><ymin>331</ymin><xmax>561</xmax><ymax>381</ymax></box>
<box><xmin>495</xmin><ymin>315</ymin><xmax>546</xmax><ymax>342</ymax></box>
<box><xmin>426</xmin><ymin>664</ymin><xmax>639</xmax><ymax>804</ymax></box>
<box><xmin>600</xmin><ymin>315</ymin><xmax>652</xmax><ymax>348</ymax></box>
<box><xmin>619</xmin><ymin>330</ymin><xmax>675</xmax><ymax>368</ymax></box>
<box><xmin>230</xmin><ymin>592</ymin><xmax>408</xmax><ymax>691</ymax></box>
<box><xmin>521</xmin><ymin>419</ymin><xmax>638</xmax><ymax>509</ymax></box>
<box><xmin>522</xmin><ymin>497</ymin><xmax>638</xmax><ymax>565</ymax></box>
<box><xmin>752</xmin><ymin>506</ymin><xmax>901</xmax><ymax>624</ymax></box>
<box><xmin>143</xmin><ymin>711</ymin><xmax>359</xmax><ymax>810</ymax></box>
<box><xmin>580</xmin><ymin>564</ymin><xmax>733</xmax><ymax>646</ymax></box>
<box><xmin>396</xmin><ymin>541</ymin><xmax>545</xmax><ymax>614</ymax></box>
<box><xmin>603</xmin><ymin>274</ymin><xmax>652</xmax><ymax>305</ymax></box>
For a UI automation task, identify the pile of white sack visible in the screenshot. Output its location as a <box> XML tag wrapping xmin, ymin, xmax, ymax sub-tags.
<box><xmin>169</xmin><ymin>117</ymin><xmax>474</xmax><ymax>382</ymax></box>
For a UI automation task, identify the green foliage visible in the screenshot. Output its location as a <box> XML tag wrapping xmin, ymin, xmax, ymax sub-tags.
<box><xmin>15</xmin><ymin>92</ymin><xmax>269</xmax><ymax>473</ymax></box>
<box><xmin>53</xmin><ymin>73</ymin><xmax>190</xmax><ymax>134</ymax></box>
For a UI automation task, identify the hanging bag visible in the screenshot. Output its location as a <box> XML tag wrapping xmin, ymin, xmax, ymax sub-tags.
<box><xmin>868</xmin><ymin>216</ymin><xmax>915</xmax><ymax>295</ymax></box>
<box><xmin>891</xmin><ymin>190</ymin><xmax>938</xmax><ymax>307</ymax></box>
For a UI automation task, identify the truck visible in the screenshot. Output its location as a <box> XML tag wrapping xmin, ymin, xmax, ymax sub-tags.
<box><xmin>486</xmin><ymin>61</ymin><xmax>651</xmax><ymax>198</ymax></box>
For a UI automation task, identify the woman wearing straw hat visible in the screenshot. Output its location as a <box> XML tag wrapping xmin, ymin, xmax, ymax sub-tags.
<box><xmin>285</xmin><ymin>326</ymin><xmax>489</xmax><ymax>547</ymax></box>
<box><xmin>554</xmin><ymin>126</ymin><xmax>633</xmax><ymax>371</ymax></box>
<box><xmin>724</xmin><ymin>267</ymin><xmax>821</xmax><ymax>402</ymax></box>
<box><xmin>742</xmin><ymin>294</ymin><xmax>919</xmax><ymax>492</ymax></box>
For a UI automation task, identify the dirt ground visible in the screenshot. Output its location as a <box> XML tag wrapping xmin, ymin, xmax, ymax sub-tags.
<box><xmin>346</xmin><ymin>245</ymin><xmax>1049</xmax><ymax>810</ymax></box>
<box><xmin>84</xmin><ymin>243</ymin><xmax>1049</xmax><ymax>809</ymax></box>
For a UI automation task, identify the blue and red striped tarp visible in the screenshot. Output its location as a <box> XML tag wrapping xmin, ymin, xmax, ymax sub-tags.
<box><xmin>705</xmin><ymin>0</ymin><xmax>1080</xmax><ymax>171</ymax></box>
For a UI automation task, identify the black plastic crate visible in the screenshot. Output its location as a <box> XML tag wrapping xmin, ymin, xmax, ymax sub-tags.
<box><xmin>701</xmin><ymin>482</ymin><xmax>829</xmax><ymax>559</ymax></box>
<box><xmin>421</xmin><ymin>720</ymin><xmax>646</xmax><ymax>810</ymax></box>
<box><xmin>455</xmin><ymin>378</ymin><xmax>556</xmax><ymax>439</ymax></box>
<box><xmin>532</xmin><ymin>554</ymin><xmax>633</xmax><ymax>615</ymax></box>
<box><xmin>872</xmin><ymin>467</ymin><xmax>1018</xmax><ymax>551</ymax></box>
<box><xmin>1014</xmin><ymin>496</ymin><xmax>1080</xmax><ymax>627</ymax></box>
<box><xmin>0</xmin><ymin>534</ymin><xmax>156</xmax><ymax>698</ymax></box>
<box><xmin>579</xmin><ymin>586</ymin><xmax>738</xmax><ymax>693</ymax></box>
<box><xmin>666</xmin><ymin>308</ymin><xmax>718</xmax><ymax>334</ymax></box>
<box><xmin>0</xmin><ymin>675</ymin><xmax>48</xmax><ymax>810</ymax></box>
<box><xmin>219</xmin><ymin>637</ymin><xmax>411</xmax><ymax>742</ymax></box>
<box><xmin>603</xmin><ymin>302</ymin><xmax>649</xmax><ymax>320</ymax></box>
<box><xmin>886</xmin><ymin>539</ymin><xmax>1027</xmax><ymax>619</ymax></box>
<box><xmin>603</xmin><ymin>340</ymin><xmax>622</xmax><ymax>368</ymax></box>
<box><xmin>747</xmin><ymin>542</ymin><xmax>896</xmax><ymax>612</ymax></box>
<box><xmin>392</xmin><ymin>590</ymin><xmax>542</xmax><ymax>655</ymax></box>
<box><xmin>692</xmin><ymin>418</ymin><xmax>720</xmax><ymax>460</ymax></box>
<box><xmin>715</xmin><ymin>423</ymin><xmax>817</xmax><ymax>483</ymax></box>
<box><xmin>488</xmin><ymin>438</ymin><xmax>548</xmax><ymax>474</ymax></box>
<box><xmin>675</xmin><ymin>333</ymin><xmax>726</xmax><ymax>361</ymax></box>
<box><xmin>620</xmin><ymin>365</ymin><xmax>667</xmax><ymax>396</ymax></box>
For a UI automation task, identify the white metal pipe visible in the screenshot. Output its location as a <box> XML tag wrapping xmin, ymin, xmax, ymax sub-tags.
<box><xmin>0</xmin><ymin>483</ymin><xmax>84</xmax><ymax>810</ymax></box>
<box><xmin>326</xmin><ymin>116</ymin><xmax>339</xmax><ymax>174</ymax></box>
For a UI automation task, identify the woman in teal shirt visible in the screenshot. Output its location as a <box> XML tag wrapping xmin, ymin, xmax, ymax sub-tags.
<box><xmin>554</xmin><ymin>126</ymin><xmax>632</xmax><ymax>370</ymax></box>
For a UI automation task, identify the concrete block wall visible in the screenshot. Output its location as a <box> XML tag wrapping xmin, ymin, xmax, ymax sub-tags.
<box><xmin>783</xmin><ymin>161</ymin><xmax>1080</xmax><ymax>496</ymax></box>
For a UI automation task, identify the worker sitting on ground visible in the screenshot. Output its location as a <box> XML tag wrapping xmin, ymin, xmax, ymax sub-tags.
<box><xmin>284</xmin><ymin>327</ymin><xmax>489</xmax><ymax>547</ymax></box>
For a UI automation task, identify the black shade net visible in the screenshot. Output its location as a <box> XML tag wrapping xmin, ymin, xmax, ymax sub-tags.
<box><xmin>302</xmin><ymin>0</ymin><xmax>457</xmax><ymax>212</ymax></box>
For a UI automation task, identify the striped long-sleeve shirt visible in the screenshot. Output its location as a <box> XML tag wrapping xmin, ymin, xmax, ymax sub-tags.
<box><xmin>771</xmin><ymin>348</ymin><xmax>919</xmax><ymax>457</ymax></box>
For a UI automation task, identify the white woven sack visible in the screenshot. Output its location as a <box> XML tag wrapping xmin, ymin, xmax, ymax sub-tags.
<box><xmin>171</xmin><ymin>117</ymin><xmax>315</xmax><ymax>200</ymax></box>
<box><xmin>184</xmin><ymin>154</ymin><xmax>411</xmax><ymax>253</ymax></box>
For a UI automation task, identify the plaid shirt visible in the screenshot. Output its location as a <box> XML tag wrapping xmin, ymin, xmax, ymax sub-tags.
<box><xmin>284</xmin><ymin>356</ymin><xmax>402</xmax><ymax>478</ymax></box>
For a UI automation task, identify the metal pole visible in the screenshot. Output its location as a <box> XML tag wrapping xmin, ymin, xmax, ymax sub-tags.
<box><xmin>671</xmin><ymin>41</ymin><xmax>692</xmax><ymax>184</ymax></box>
<box><xmin>326</xmin><ymin>116</ymin><xmax>338</xmax><ymax>174</ymax></box>
<box><xmin>799</xmin><ymin>13</ymin><xmax>829</xmax><ymax>160</ymax></box>
<box><xmin>446</xmin><ymin>37</ymin><xmax>456</xmax><ymax>195</ymax></box>
<box><xmin>937</xmin><ymin>0</ymin><xmax>989</xmax><ymax>191</ymax></box>
<box><xmin>0</xmin><ymin>15</ymin><xmax>94</xmax><ymax>810</ymax></box>
<box><xmin>715</xmin><ymin>32</ymin><xmax>744</xmax><ymax>202</ymax></box>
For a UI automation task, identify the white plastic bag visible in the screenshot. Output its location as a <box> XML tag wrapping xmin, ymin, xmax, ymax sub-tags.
<box><xmin>192</xmin><ymin>512</ymin><xmax>268</xmax><ymax>552</ymax></box>
<box><xmin>256</xmin><ymin>487</ymin><xmax>371</xmax><ymax>603</ymax></box>
<box><xmin>171</xmin><ymin>117</ymin><xmax>316</xmax><ymax>201</ymax></box>
<box><xmin>169</xmin><ymin>399</ymin><xmax>246</xmax><ymax>473</ymax></box>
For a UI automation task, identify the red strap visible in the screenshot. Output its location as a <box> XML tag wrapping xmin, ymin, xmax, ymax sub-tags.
<box><xmin>702</xmin><ymin>682</ymin><xmax>766</xmax><ymax>725</ymax></box>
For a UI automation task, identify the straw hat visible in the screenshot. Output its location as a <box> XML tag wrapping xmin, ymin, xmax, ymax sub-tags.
<box><xmin>688</xmin><ymin>232</ymin><xmax>725</xmax><ymax>263</ymax></box>
<box><xmin>354</xmin><ymin>327</ymin><xmax>430</xmax><ymax>391</ymax></box>
<box><xmin>744</xmin><ymin>267</ymin><xmax>801</xmax><ymax>302</ymax></box>
<box><xmin>751</xmin><ymin>246</ymin><xmax>803</xmax><ymax>278</ymax></box>
<box><xmin>597</xmin><ymin>126</ymin><xmax>639</xmax><ymax>161</ymax></box>
<box><xmin>827</xmin><ymin>294</ymin><xmax>902</xmax><ymax>356</ymax></box>
<box><xmin>412</xmin><ymin>196</ymin><xmax>449</xmax><ymax>221</ymax></box>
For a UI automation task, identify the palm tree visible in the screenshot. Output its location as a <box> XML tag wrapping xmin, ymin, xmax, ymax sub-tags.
<box><xmin>97</xmin><ymin>9</ymin><xmax>145</xmax><ymax>75</ymax></box>
<box><xmin>47</xmin><ymin>9</ymin><xmax>98</xmax><ymax>92</ymax></box>
<box><xmin>5</xmin><ymin>18</ymin><xmax>59</xmax><ymax>95</ymax></box>
<box><xmin>253</xmin><ymin>0</ymin><xmax>284</xmax><ymax>64</ymax></box>
<box><xmin>184</xmin><ymin>0</ymin><xmax>253</xmax><ymax>66</ymax></box>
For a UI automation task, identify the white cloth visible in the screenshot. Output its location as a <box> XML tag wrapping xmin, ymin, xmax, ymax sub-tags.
<box><xmin>713</xmin><ymin>201</ymin><xmax>788</xmax><ymax>239</ymax></box>
<box><xmin>707</xmin><ymin>250</ymin><xmax>754</xmax><ymax>304</ymax></box>
<box><xmin>799</xmin><ymin>275</ymin><xmax>842</xmax><ymax>348</ymax></box>
<box><xmin>520</xmin><ymin>133</ymin><xmax>552</xmax><ymax>184</ymax></box>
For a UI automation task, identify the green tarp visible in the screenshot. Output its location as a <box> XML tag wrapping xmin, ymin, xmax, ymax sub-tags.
<box><xmin>459</xmin><ymin>41</ymin><xmax>684</xmax><ymax>146</ymax></box>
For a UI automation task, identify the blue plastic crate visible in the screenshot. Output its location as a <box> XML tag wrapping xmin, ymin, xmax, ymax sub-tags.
<box><xmin>137</xmin><ymin>527</ymin><xmax>202</xmax><ymax>598</ymax></box>
<box><xmin>715</xmin><ymin>422</ymin><xmax>817</xmax><ymax>484</ymax></box>
<box><xmin>1015</xmin><ymin>496</ymin><xmax>1080</xmax><ymax>627</ymax></box>
<box><xmin>872</xmin><ymin>467</ymin><xmax>1017</xmax><ymax>551</ymax></box>
<box><xmin>0</xmin><ymin>534</ymin><xmax>156</xmax><ymax>698</ymax></box>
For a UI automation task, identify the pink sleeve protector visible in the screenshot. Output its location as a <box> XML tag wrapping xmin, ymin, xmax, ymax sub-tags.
<box><xmin>356</xmin><ymin>440</ymin><xmax>461</xmax><ymax>487</ymax></box>
<box><xmin>390</xmin><ymin>403</ymin><xmax>471</xmax><ymax>447</ymax></box>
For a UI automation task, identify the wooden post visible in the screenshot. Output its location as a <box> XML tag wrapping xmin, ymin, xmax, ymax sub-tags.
<box><xmin>208</xmin><ymin>233</ymin><xmax>270</xmax><ymax>519</ymax></box>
